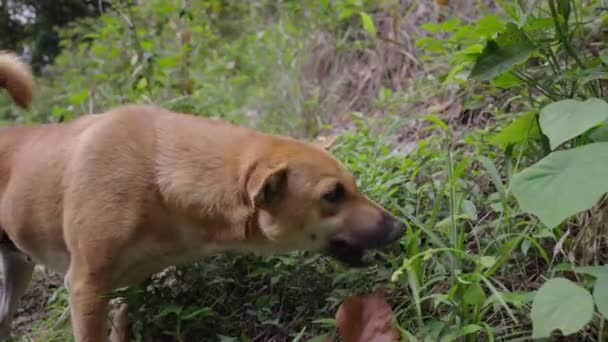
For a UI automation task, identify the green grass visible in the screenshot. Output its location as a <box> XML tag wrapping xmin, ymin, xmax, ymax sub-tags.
<box><xmin>7</xmin><ymin>0</ymin><xmax>608</xmax><ymax>341</ymax></box>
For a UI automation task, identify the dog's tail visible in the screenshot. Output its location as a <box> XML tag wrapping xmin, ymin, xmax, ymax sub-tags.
<box><xmin>0</xmin><ymin>52</ymin><xmax>34</xmax><ymax>109</ymax></box>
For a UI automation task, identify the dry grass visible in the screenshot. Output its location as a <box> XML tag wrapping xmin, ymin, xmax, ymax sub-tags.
<box><xmin>301</xmin><ymin>0</ymin><xmax>501</xmax><ymax>139</ymax></box>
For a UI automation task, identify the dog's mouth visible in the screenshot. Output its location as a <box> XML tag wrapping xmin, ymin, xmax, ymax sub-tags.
<box><xmin>325</xmin><ymin>238</ymin><xmax>369</xmax><ymax>267</ymax></box>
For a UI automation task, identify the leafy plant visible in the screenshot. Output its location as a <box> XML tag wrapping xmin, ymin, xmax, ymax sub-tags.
<box><xmin>462</xmin><ymin>0</ymin><xmax>608</xmax><ymax>338</ymax></box>
<box><xmin>7</xmin><ymin>0</ymin><xmax>608</xmax><ymax>341</ymax></box>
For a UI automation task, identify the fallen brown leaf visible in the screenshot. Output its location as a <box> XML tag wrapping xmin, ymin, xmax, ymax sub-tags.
<box><xmin>335</xmin><ymin>290</ymin><xmax>400</xmax><ymax>342</ymax></box>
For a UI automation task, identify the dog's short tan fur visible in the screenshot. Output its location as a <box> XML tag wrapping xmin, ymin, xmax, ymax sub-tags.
<box><xmin>0</xmin><ymin>52</ymin><xmax>403</xmax><ymax>341</ymax></box>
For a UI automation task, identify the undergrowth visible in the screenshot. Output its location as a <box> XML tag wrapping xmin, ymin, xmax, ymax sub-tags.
<box><xmin>5</xmin><ymin>0</ymin><xmax>608</xmax><ymax>341</ymax></box>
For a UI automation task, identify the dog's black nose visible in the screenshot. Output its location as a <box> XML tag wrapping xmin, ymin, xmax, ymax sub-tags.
<box><xmin>382</xmin><ymin>212</ymin><xmax>405</xmax><ymax>244</ymax></box>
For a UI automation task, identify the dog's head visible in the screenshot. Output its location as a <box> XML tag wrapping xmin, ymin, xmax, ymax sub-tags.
<box><xmin>245</xmin><ymin>136</ymin><xmax>404</xmax><ymax>266</ymax></box>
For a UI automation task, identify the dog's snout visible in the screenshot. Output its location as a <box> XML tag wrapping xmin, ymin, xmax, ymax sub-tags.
<box><xmin>381</xmin><ymin>212</ymin><xmax>405</xmax><ymax>244</ymax></box>
<box><xmin>325</xmin><ymin>211</ymin><xmax>405</xmax><ymax>267</ymax></box>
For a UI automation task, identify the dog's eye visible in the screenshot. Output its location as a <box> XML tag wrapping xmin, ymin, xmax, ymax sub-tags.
<box><xmin>323</xmin><ymin>183</ymin><xmax>345</xmax><ymax>204</ymax></box>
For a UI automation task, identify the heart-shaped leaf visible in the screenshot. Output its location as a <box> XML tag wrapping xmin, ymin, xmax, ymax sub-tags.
<box><xmin>531</xmin><ymin>277</ymin><xmax>594</xmax><ymax>338</ymax></box>
<box><xmin>463</xmin><ymin>283</ymin><xmax>486</xmax><ymax>306</ymax></box>
<box><xmin>593</xmin><ymin>276</ymin><xmax>608</xmax><ymax>321</ymax></box>
<box><xmin>576</xmin><ymin>266</ymin><xmax>608</xmax><ymax>321</ymax></box>
<box><xmin>511</xmin><ymin>142</ymin><xmax>608</xmax><ymax>228</ymax></box>
<box><xmin>335</xmin><ymin>290</ymin><xmax>400</xmax><ymax>342</ymax></box>
<box><xmin>539</xmin><ymin>98</ymin><xmax>608</xmax><ymax>150</ymax></box>
<box><xmin>589</xmin><ymin>121</ymin><xmax>608</xmax><ymax>142</ymax></box>
<box><xmin>574</xmin><ymin>265</ymin><xmax>608</xmax><ymax>279</ymax></box>
<box><xmin>469</xmin><ymin>23</ymin><xmax>537</xmax><ymax>81</ymax></box>
<box><xmin>489</xmin><ymin>110</ymin><xmax>540</xmax><ymax>148</ymax></box>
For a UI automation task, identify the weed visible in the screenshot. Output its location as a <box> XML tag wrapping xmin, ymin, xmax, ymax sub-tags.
<box><xmin>7</xmin><ymin>0</ymin><xmax>608</xmax><ymax>341</ymax></box>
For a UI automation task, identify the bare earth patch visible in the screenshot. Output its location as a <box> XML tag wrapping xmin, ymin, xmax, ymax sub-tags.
<box><xmin>9</xmin><ymin>267</ymin><xmax>63</xmax><ymax>339</ymax></box>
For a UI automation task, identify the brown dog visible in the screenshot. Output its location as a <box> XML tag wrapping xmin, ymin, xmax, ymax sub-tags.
<box><xmin>0</xmin><ymin>52</ymin><xmax>404</xmax><ymax>341</ymax></box>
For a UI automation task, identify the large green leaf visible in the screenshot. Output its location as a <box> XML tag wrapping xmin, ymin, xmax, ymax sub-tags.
<box><xmin>594</xmin><ymin>276</ymin><xmax>608</xmax><ymax>321</ymax></box>
<box><xmin>531</xmin><ymin>277</ymin><xmax>594</xmax><ymax>338</ymax></box>
<box><xmin>574</xmin><ymin>265</ymin><xmax>608</xmax><ymax>279</ymax></box>
<box><xmin>557</xmin><ymin>66</ymin><xmax>608</xmax><ymax>86</ymax></box>
<box><xmin>492</xmin><ymin>71</ymin><xmax>522</xmax><ymax>88</ymax></box>
<box><xmin>573</xmin><ymin>266</ymin><xmax>608</xmax><ymax>320</ymax></box>
<box><xmin>469</xmin><ymin>23</ymin><xmax>537</xmax><ymax>81</ymax></box>
<box><xmin>589</xmin><ymin>121</ymin><xmax>608</xmax><ymax>142</ymax></box>
<box><xmin>539</xmin><ymin>98</ymin><xmax>608</xmax><ymax>150</ymax></box>
<box><xmin>489</xmin><ymin>111</ymin><xmax>540</xmax><ymax>148</ymax></box>
<box><xmin>511</xmin><ymin>142</ymin><xmax>608</xmax><ymax>228</ymax></box>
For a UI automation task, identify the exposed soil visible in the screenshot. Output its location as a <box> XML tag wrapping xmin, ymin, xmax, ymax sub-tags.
<box><xmin>8</xmin><ymin>267</ymin><xmax>63</xmax><ymax>339</ymax></box>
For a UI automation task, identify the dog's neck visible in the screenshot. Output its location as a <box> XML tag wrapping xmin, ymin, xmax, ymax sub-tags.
<box><xmin>153</xmin><ymin>113</ymin><xmax>269</xmax><ymax>244</ymax></box>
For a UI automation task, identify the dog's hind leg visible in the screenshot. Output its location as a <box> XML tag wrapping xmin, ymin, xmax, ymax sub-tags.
<box><xmin>0</xmin><ymin>239</ymin><xmax>34</xmax><ymax>340</ymax></box>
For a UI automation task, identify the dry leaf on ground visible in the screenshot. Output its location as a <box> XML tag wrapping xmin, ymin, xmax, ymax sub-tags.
<box><xmin>335</xmin><ymin>290</ymin><xmax>400</xmax><ymax>342</ymax></box>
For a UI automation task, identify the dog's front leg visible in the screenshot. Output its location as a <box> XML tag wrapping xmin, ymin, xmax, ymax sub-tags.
<box><xmin>67</xmin><ymin>268</ymin><xmax>111</xmax><ymax>342</ymax></box>
<box><xmin>109</xmin><ymin>302</ymin><xmax>130</xmax><ymax>342</ymax></box>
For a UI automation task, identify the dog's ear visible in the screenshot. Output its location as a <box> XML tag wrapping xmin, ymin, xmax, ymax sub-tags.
<box><xmin>246</xmin><ymin>163</ymin><xmax>288</xmax><ymax>208</ymax></box>
<box><xmin>314</xmin><ymin>134</ymin><xmax>339</xmax><ymax>150</ymax></box>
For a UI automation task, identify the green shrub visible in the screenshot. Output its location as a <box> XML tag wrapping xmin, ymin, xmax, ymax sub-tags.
<box><xmin>10</xmin><ymin>0</ymin><xmax>608</xmax><ymax>341</ymax></box>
